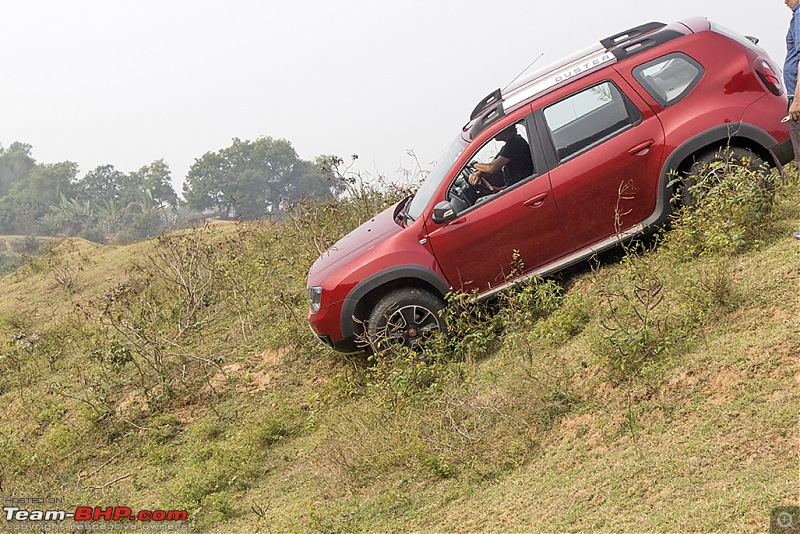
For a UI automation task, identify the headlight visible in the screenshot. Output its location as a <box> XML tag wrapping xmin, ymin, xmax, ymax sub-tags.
<box><xmin>308</xmin><ymin>286</ymin><xmax>322</xmax><ymax>313</ymax></box>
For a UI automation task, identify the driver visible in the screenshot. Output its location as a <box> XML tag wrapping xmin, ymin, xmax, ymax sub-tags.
<box><xmin>465</xmin><ymin>125</ymin><xmax>534</xmax><ymax>204</ymax></box>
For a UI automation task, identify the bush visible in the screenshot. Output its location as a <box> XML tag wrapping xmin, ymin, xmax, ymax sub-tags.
<box><xmin>666</xmin><ymin>149</ymin><xmax>781</xmax><ymax>258</ymax></box>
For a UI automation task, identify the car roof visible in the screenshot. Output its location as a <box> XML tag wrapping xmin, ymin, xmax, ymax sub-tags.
<box><xmin>465</xmin><ymin>19</ymin><xmax>698</xmax><ymax>140</ymax></box>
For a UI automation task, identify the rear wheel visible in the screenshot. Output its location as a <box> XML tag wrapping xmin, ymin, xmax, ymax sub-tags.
<box><xmin>366</xmin><ymin>288</ymin><xmax>445</xmax><ymax>355</ymax></box>
<box><xmin>682</xmin><ymin>147</ymin><xmax>768</xmax><ymax>207</ymax></box>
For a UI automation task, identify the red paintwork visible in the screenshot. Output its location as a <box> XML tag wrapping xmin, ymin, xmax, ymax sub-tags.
<box><xmin>307</xmin><ymin>199</ymin><xmax>443</xmax><ymax>341</ymax></box>
<box><xmin>307</xmin><ymin>18</ymin><xmax>791</xmax><ymax>352</ymax></box>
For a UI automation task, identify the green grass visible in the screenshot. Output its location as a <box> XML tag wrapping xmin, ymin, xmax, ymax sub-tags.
<box><xmin>0</xmin><ymin>171</ymin><xmax>797</xmax><ymax>533</ymax></box>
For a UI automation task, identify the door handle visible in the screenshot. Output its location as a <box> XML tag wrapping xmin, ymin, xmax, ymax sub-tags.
<box><xmin>523</xmin><ymin>193</ymin><xmax>548</xmax><ymax>207</ymax></box>
<box><xmin>629</xmin><ymin>139</ymin><xmax>655</xmax><ymax>156</ymax></box>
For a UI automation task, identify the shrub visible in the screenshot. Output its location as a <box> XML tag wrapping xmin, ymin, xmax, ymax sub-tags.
<box><xmin>666</xmin><ymin>149</ymin><xmax>781</xmax><ymax>258</ymax></box>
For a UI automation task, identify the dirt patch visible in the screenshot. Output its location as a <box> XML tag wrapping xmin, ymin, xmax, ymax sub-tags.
<box><xmin>704</xmin><ymin>369</ymin><xmax>742</xmax><ymax>405</ymax></box>
<box><xmin>117</xmin><ymin>389</ymin><xmax>147</xmax><ymax>414</ymax></box>
<box><xmin>201</xmin><ymin>347</ymin><xmax>291</xmax><ymax>394</ymax></box>
<box><xmin>260</xmin><ymin>347</ymin><xmax>287</xmax><ymax>366</ymax></box>
<box><xmin>661</xmin><ymin>369</ymin><xmax>701</xmax><ymax>397</ymax></box>
<box><xmin>542</xmin><ymin>412</ymin><xmax>608</xmax><ymax>453</ymax></box>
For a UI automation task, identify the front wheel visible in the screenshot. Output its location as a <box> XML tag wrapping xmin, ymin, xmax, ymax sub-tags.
<box><xmin>366</xmin><ymin>288</ymin><xmax>445</xmax><ymax>355</ymax></box>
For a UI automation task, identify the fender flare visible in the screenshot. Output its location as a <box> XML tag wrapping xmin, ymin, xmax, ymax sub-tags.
<box><xmin>340</xmin><ymin>265</ymin><xmax>450</xmax><ymax>339</ymax></box>
<box><xmin>645</xmin><ymin>122</ymin><xmax>780</xmax><ymax>228</ymax></box>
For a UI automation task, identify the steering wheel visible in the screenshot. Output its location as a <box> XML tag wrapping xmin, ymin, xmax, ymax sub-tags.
<box><xmin>450</xmin><ymin>175</ymin><xmax>470</xmax><ymax>206</ymax></box>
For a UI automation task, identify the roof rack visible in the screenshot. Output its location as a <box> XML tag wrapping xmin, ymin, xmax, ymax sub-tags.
<box><xmin>466</xmin><ymin>21</ymin><xmax>667</xmax><ymax>134</ymax></box>
<box><xmin>609</xmin><ymin>29</ymin><xmax>684</xmax><ymax>61</ymax></box>
<box><xmin>470</xmin><ymin>89</ymin><xmax>502</xmax><ymax>121</ymax></box>
<box><xmin>468</xmin><ymin>102</ymin><xmax>506</xmax><ymax>139</ymax></box>
<box><xmin>600</xmin><ymin>21</ymin><xmax>666</xmax><ymax>49</ymax></box>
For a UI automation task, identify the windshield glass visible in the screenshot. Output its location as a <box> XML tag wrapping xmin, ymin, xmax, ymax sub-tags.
<box><xmin>406</xmin><ymin>135</ymin><xmax>468</xmax><ymax>221</ymax></box>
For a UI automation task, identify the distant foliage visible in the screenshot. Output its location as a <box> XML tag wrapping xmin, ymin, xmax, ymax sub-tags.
<box><xmin>182</xmin><ymin>137</ymin><xmax>343</xmax><ymax>220</ymax></box>
<box><xmin>0</xmin><ymin>141</ymin><xmax>177</xmax><ymax>243</ymax></box>
<box><xmin>0</xmin><ymin>136</ymin><xmax>351</xmax><ymax>245</ymax></box>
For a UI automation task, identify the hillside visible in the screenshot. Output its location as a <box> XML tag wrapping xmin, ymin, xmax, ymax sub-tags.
<box><xmin>0</xmin><ymin>235</ymin><xmax>53</xmax><ymax>275</ymax></box>
<box><xmin>0</xmin><ymin>168</ymin><xmax>797</xmax><ymax>533</ymax></box>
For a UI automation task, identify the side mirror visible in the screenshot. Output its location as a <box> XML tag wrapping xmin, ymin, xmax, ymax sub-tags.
<box><xmin>432</xmin><ymin>201</ymin><xmax>458</xmax><ymax>224</ymax></box>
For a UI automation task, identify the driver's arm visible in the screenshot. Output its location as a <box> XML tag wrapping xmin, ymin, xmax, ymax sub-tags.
<box><xmin>474</xmin><ymin>156</ymin><xmax>509</xmax><ymax>176</ymax></box>
<box><xmin>469</xmin><ymin>156</ymin><xmax>509</xmax><ymax>184</ymax></box>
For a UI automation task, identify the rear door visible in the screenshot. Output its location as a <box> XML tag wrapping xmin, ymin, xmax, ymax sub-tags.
<box><xmin>537</xmin><ymin>71</ymin><xmax>665</xmax><ymax>250</ymax></box>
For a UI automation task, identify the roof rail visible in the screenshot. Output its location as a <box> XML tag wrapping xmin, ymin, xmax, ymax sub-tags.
<box><xmin>469</xmin><ymin>102</ymin><xmax>506</xmax><ymax>139</ymax></box>
<box><xmin>609</xmin><ymin>29</ymin><xmax>683</xmax><ymax>61</ymax></box>
<box><xmin>600</xmin><ymin>22</ymin><xmax>666</xmax><ymax>49</ymax></box>
<box><xmin>464</xmin><ymin>20</ymin><xmax>669</xmax><ymax>136</ymax></box>
<box><xmin>470</xmin><ymin>89</ymin><xmax>502</xmax><ymax>120</ymax></box>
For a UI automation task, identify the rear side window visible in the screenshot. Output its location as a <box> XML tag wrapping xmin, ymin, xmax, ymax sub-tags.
<box><xmin>544</xmin><ymin>81</ymin><xmax>641</xmax><ymax>162</ymax></box>
<box><xmin>633</xmin><ymin>53</ymin><xmax>703</xmax><ymax>107</ymax></box>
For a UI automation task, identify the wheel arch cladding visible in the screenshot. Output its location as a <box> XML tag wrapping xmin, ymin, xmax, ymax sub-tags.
<box><xmin>340</xmin><ymin>265</ymin><xmax>450</xmax><ymax>340</ymax></box>
<box><xmin>651</xmin><ymin>122</ymin><xmax>780</xmax><ymax>227</ymax></box>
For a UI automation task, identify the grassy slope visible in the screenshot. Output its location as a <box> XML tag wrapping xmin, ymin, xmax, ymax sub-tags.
<box><xmin>0</xmin><ymin>235</ymin><xmax>54</xmax><ymax>275</ymax></box>
<box><xmin>0</xmin><ymin>185</ymin><xmax>797</xmax><ymax>533</ymax></box>
<box><xmin>415</xmin><ymin>243</ymin><xmax>799</xmax><ymax>533</ymax></box>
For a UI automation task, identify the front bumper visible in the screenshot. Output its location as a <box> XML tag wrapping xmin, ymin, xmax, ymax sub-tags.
<box><xmin>308</xmin><ymin>302</ymin><xmax>362</xmax><ymax>354</ymax></box>
<box><xmin>311</xmin><ymin>331</ymin><xmax>361</xmax><ymax>353</ymax></box>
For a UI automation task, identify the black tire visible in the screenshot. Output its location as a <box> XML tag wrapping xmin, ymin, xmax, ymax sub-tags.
<box><xmin>682</xmin><ymin>147</ymin><xmax>767</xmax><ymax>207</ymax></box>
<box><xmin>366</xmin><ymin>288</ymin><xmax>445</xmax><ymax>355</ymax></box>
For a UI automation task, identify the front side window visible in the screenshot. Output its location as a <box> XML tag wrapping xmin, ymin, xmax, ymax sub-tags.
<box><xmin>632</xmin><ymin>53</ymin><xmax>703</xmax><ymax>107</ymax></box>
<box><xmin>446</xmin><ymin>121</ymin><xmax>536</xmax><ymax>213</ymax></box>
<box><xmin>544</xmin><ymin>81</ymin><xmax>640</xmax><ymax>162</ymax></box>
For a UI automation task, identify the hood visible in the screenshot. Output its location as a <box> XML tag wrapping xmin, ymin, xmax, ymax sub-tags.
<box><xmin>308</xmin><ymin>201</ymin><xmax>404</xmax><ymax>284</ymax></box>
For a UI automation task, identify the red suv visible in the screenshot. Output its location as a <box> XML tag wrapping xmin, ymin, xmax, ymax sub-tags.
<box><xmin>307</xmin><ymin>17</ymin><xmax>792</xmax><ymax>353</ymax></box>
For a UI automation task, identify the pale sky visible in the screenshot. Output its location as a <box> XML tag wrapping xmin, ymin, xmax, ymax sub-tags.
<box><xmin>0</xmin><ymin>1</ymin><xmax>791</xmax><ymax>193</ymax></box>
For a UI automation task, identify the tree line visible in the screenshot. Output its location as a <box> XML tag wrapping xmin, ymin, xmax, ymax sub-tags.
<box><xmin>0</xmin><ymin>137</ymin><xmax>340</xmax><ymax>243</ymax></box>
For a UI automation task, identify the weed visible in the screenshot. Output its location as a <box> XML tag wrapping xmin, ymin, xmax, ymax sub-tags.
<box><xmin>592</xmin><ymin>245</ymin><xmax>675</xmax><ymax>381</ymax></box>
<box><xmin>666</xmin><ymin>150</ymin><xmax>781</xmax><ymax>258</ymax></box>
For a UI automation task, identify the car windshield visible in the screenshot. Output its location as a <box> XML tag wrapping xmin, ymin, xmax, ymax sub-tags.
<box><xmin>406</xmin><ymin>135</ymin><xmax>468</xmax><ymax>221</ymax></box>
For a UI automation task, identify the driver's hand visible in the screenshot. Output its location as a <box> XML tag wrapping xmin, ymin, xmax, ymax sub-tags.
<box><xmin>468</xmin><ymin>172</ymin><xmax>480</xmax><ymax>185</ymax></box>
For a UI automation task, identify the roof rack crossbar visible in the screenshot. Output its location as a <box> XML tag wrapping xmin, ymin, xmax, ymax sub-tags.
<box><xmin>609</xmin><ymin>30</ymin><xmax>684</xmax><ymax>61</ymax></box>
<box><xmin>600</xmin><ymin>21</ymin><xmax>666</xmax><ymax>49</ymax></box>
<box><xmin>469</xmin><ymin>102</ymin><xmax>505</xmax><ymax>139</ymax></box>
<box><xmin>470</xmin><ymin>89</ymin><xmax>503</xmax><ymax>120</ymax></box>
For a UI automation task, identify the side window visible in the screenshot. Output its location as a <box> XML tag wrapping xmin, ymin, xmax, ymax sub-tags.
<box><xmin>544</xmin><ymin>81</ymin><xmax>641</xmax><ymax>162</ymax></box>
<box><xmin>632</xmin><ymin>53</ymin><xmax>703</xmax><ymax>107</ymax></box>
<box><xmin>446</xmin><ymin>120</ymin><xmax>536</xmax><ymax>213</ymax></box>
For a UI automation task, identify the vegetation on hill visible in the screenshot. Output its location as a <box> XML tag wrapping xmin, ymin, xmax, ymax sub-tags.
<box><xmin>0</xmin><ymin>138</ymin><xmax>339</xmax><ymax>247</ymax></box>
<box><xmin>0</xmin><ymin>156</ymin><xmax>797</xmax><ymax>532</ymax></box>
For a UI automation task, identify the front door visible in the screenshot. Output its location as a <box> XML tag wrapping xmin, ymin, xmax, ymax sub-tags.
<box><xmin>425</xmin><ymin>116</ymin><xmax>574</xmax><ymax>294</ymax></box>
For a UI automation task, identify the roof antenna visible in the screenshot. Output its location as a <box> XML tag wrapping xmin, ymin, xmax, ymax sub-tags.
<box><xmin>503</xmin><ymin>53</ymin><xmax>544</xmax><ymax>92</ymax></box>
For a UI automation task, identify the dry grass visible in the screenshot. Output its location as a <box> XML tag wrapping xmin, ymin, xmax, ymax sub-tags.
<box><xmin>0</xmin><ymin>179</ymin><xmax>797</xmax><ymax>533</ymax></box>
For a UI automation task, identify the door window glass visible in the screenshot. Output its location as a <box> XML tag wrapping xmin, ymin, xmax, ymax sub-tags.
<box><xmin>543</xmin><ymin>81</ymin><xmax>640</xmax><ymax>161</ymax></box>
<box><xmin>446</xmin><ymin>121</ymin><xmax>535</xmax><ymax>213</ymax></box>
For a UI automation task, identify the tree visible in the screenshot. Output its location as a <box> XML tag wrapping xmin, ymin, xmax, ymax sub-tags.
<box><xmin>75</xmin><ymin>164</ymin><xmax>126</xmax><ymax>205</ymax></box>
<box><xmin>0</xmin><ymin>142</ymin><xmax>36</xmax><ymax>197</ymax></box>
<box><xmin>126</xmin><ymin>159</ymin><xmax>178</xmax><ymax>211</ymax></box>
<box><xmin>183</xmin><ymin>137</ymin><xmax>338</xmax><ymax>219</ymax></box>
<box><xmin>296</xmin><ymin>155</ymin><xmax>347</xmax><ymax>199</ymax></box>
<box><xmin>0</xmin><ymin>161</ymin><xmax>78</xmax><ymax>235</ymax></box>
<box><xmin>182</xmin><ymin>150</ymin><xmax>233</xmax><ymax>217</ymax></box>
